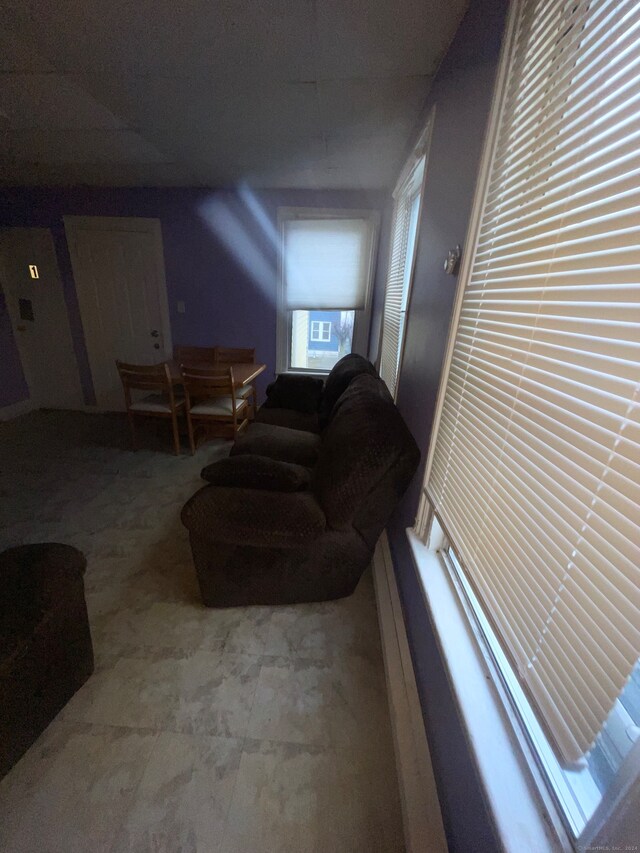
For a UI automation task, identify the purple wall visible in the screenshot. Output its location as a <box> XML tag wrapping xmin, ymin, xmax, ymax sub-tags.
<box><xmin>0</xmin><ymin>187</ymin><xmax>389</xmax><ymax>406</ymax></box>
<box><xmin>385</xmin><ymin>0</ymin><xmax>509</xmax><ymax>850</ymax></box>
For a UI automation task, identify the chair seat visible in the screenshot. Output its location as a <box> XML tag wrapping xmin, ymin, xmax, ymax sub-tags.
<box><xmin>238</xmin><ymin>385</ymin><xmax>253</xmax><ymax>398</ymax></box>
<box><xmin>190</xmin><ymin>396</ymin><xmax>248</xmax><ymax>416</ymax></box>
<box><xmin>130</xmin><ymin>394</ymin><xmax>184</xmax><ymax>413</ymax></box>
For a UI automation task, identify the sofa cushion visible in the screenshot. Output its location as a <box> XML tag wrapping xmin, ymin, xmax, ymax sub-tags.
<box><xmin>314</xmin><ymin>373</ymin><xmax>418</xmax><ymax>529</ymax></box>
<box><xmin>230</xmin><ymin>422</ymin><xmax>321</xmax><ymax>467</ymax></box>
<box><xmin>255</xmin><ymin>406</ymin><xmax>320</xmax><ymax>434</ymax></box>
<box><xmin>201</xmin><ymin>454</ymin><xmax>311</xmax><ymax>492</ymax></box>
<box><xmin>262</xmin><ymin>374</ymin><xmax>324</xmax><ymax>414</ymax></box>
<box><xmin>318</xmin><ymin>353</ymin><xmax>378</xmax><ymax>429</ymax></box>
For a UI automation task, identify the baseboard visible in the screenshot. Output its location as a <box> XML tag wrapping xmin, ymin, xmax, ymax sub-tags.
<box><xmin>0</xmin><ymin>398</ymin><xmax>36</xmax><ymax>421</ymax></box>
<box><xmin>373</xmin><ymin>531</ymin><xmax>448</xmax><ymax>853</ymax></box>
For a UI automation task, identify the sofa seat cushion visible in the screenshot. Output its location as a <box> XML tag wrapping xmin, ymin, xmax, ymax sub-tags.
<box><xmin>201</xmin><ymin>454</ymin><xmax>311</xmax><ymax>492</ymax></box>
<box><xmin>231</xmin><ymin>422</ymin><xmax>321</xmax><ymax>467</ymax></box>
<box><xmin>190</xmin><ymin>396</ymin><xmax>247</xmax><ymax>415</ymax></box>
<box><xmin>130</xmin><ymin>394</ymin><xmax>184</xmax><ymax>413</ymax></box>
<box><xmin>255</xmin><ymin>406</ymin><xmax>320</xmax><ymax>434</ymax></box>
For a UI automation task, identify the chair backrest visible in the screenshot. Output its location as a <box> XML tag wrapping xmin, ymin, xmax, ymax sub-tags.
<box><xmin>180</xmin><ymin>364</ymin><xmax>235</xmax><ymax>406</ymax></box>
<box><xmin>214</xmin><ymin>346</ymin><xmax>255</xmax><ymax>364</ymax></box>
<box><xmin>174</xmin><ymin>345</ymin><xmax>217</xmax><ymax>366</ymax></box>
<box><xmin>116</xmin><ymin>360</ymin><xmax>173</xmax><ymax>408</ymax></box>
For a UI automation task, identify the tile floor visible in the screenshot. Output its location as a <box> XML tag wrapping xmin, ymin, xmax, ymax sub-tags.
<box><xmin>0</xmin><ymin>411</ymin><xmax>404</xmax><ymax>853</ymax></box>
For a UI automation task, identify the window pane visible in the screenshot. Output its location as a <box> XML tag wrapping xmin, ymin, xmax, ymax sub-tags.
<box><xmin>290</xmin><ymin>310</ymin><xmax>354</xmax><ymax>371</ymax></box>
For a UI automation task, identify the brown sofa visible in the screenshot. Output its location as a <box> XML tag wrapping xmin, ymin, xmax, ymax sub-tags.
<box><xmin>0</xmin><ymin>543</ymin><xmax>94</xmax><ymax>779</ymax></box>
<box><xmin>181</xmin><ymin>356</ymin><xmax>420</xmax><ymax>607</ymax></box>
<box><xmin>255</xmin><ymin>352</ymin><xmax>378</xmax><ymax>434</ymax></box>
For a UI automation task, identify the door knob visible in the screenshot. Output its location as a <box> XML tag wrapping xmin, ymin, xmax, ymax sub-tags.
<box><xmin>150</xmin><ymin>330</ymin><xmax>159</xmax><ymax>337</ymax></box>
<box><xmin>153</xmin><ymin>343</ymin><xmax>160</xmax><ymax>349</ymax></box>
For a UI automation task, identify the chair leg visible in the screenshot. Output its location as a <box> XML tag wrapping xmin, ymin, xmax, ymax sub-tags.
<box><xmin>127</xmin><ymin>411</ymin><xmax>137</xmax><ymax>451</ymax></box>
<box><xmin>171</xmin><ymin>412</ymin><xmax>181</xmax><ymax>456</ymax></box>
<box><xmin>187</xmin><ymin>414</ymin><xmax>196</xmax><ymax>455</ymax></box>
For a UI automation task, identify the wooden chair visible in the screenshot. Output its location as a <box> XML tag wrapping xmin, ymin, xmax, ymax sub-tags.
<box><xmin>174</xmin><ymin>345</ymin><xmax>217</xmax><ymax>367</ymax></box>
<box><xmin>116</xmin><ymin>361</ymin><xmax>184</xmax><ymax>455</ymax></box>
<box><xmin>214</xmin><ymin>347</ymin><xmax>257</xmax><ymax>417</ymax></box>
<box><xmin>180</xmin><ymin>364</ymin><xmax>250</xmax><ymax>453</ymax></box>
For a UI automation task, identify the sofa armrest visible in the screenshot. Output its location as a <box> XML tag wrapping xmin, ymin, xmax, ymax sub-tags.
<box><xmin>201</xmin><ymin>454</ymin><xmax>311</xmax><ymax>492</ymax></box>
<box><xmin>181</xmin><ymin>485</ymin><xmax>326</xmax><ymax>549</ymax></box>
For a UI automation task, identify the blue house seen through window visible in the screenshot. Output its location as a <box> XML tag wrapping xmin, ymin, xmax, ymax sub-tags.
<box><xmin>308</xmin><ymin>310</ymin><xmax>340</xmax><ymax>353</ymax></box>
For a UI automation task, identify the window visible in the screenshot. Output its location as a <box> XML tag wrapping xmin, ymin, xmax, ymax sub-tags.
<box><xmin>277</xmin><ymin>209</ymin><xmax>379</xmax><ymax>374</ymax></box>
<box><xmin>415</xmin><ymin>0</ymin><xmax>640</xmax><ymax>845</ymax></box>
<box><xmin>378</xmin><ymin>113</ymin><xmax>433</xmax><ymax>398</ymax></box>
<box><xmin>310</xmin><ymin>320</ymin><xmax>332</xmax><ymax>342</ymax></box>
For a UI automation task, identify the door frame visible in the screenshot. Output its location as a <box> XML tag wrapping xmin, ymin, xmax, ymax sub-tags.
<box><xmin>0</xmin><ymin>226</ymin><xmax>84</xmax><ymax>413</ymax></box>
<box><xmin>63</xmin><ymin>216</ymin><xmax>173</xmax><ymax>409</ymax></box>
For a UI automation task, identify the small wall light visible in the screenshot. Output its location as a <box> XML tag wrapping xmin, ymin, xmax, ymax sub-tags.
<box><xmin>444</xmin><ymin>245</ymin><xmax>461</xmax><ymax>275</ymax></box>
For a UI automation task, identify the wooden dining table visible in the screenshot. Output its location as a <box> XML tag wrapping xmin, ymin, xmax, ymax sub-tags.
<box><xmin>167</xmin><ymin>360</ymin><xmax>267</xmax><ymax>388</ymax></box>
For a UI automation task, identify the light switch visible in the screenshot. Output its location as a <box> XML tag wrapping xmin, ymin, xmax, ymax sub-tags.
<box><xmin>177</xmin><ymin>300</ymin><xmax>185</xmax><ymax>314</ymax></box>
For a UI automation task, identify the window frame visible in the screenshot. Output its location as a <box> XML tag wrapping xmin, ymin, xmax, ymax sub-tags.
<box><xmin>378</xmin><ymin>109</ymin><xmax>434</xmax><ymax>399</ymax></box>
<box><xmin>276</xmin><ymin>207</ymin><xmax>380</xmax><ymax>376</ymax></box>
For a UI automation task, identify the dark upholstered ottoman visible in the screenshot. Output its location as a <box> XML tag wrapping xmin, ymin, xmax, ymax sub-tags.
<box><xmin>0</xmin><ymin>543</ymin><xmax>94</xmax><ymax>779</ymax></box>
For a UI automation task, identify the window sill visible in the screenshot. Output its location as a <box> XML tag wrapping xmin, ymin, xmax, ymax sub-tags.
<box><xmin>405</xmin><ymin>528</ymin><xmax>570</xmax><ymax>853</ymax></box>
<box><xmin>278</xmin><ymin>369</ymin><xmax>329</xmax><ymax>379</ymax></box>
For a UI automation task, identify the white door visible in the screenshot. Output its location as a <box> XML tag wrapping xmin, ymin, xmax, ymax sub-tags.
<box><xmin>64</xmin><ymin>217</ymin><xmax>172</xmax><ymax>411</ymax></box>
<box><xmin>0</xmin><ymin>228</ymin><xmax>83</xmax><ymax>410</ymax></box>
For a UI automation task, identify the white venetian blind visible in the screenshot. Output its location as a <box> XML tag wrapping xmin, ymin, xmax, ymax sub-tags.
<box><xmin>425</xmin><ymin>0</ymin><xmax>640</xmax><ymax>763</ymax></box>
<box><xmin>283</xmin><ymin>217</ymin><xmax>373</xmax><ymax>310</ymax></box>
<box><xmin>379</xmin><ymin>156</ymin><xmax>426</xmax><ymax>398</ymax></box>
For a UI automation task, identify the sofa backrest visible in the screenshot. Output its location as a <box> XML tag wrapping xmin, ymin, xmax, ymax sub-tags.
<box><xmin>263</xmin><ymin>374</ymin><xmax>324</xmax><ymax>413</ymax></box>
<box><xmin>313</xmin><ymin>373</ymin><xmax>420</xmax><ymax>537</ymax></box>
<box><xmin>318</xmin><ymin>353</ymin><xmax>378</xmax><ymax>430</ymax></box>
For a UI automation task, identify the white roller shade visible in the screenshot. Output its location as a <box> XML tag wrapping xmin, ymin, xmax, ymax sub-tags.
<box><xmin>283</xmin><ymin>217</ymin><xmax>373</xmax><ymax>310</ymax></box>
<box><xmin>425</xmin><ymin>0</ymin><xmax>640</xmax><ymax>764</ymax></box>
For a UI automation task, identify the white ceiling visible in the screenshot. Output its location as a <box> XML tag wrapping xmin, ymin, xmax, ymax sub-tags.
<box><xmin>0</xmin><ymin>0</ymin><xmax>468</xmax><ymax>189</ymax></box>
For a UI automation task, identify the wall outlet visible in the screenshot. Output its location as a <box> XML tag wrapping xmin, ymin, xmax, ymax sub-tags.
<box><xmin>177</xmin><ymin>300</ymin><xmax>185</xmax><ymax>314</ymax></box>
